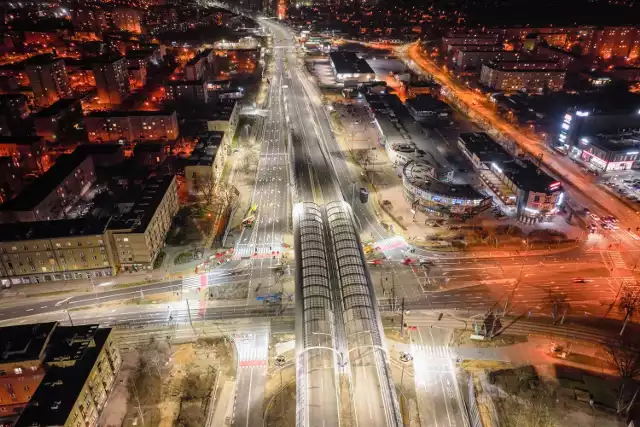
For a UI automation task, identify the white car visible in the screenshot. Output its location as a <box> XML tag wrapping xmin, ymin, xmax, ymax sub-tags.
<box><xmin>590</xmin><ymin>213</ymin><xmax>600</xmax><ymax>222</ymax></box>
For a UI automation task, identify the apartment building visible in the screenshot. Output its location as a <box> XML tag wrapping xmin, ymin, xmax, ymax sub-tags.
<box><xmin>0</xmin><ymin>136</ymin><xmax>46</xmax><ymax>173</ymax></box>
<box><xmin>0</xmin><ymin>218</ymin><xmax>115</xmax><ymax>285</ymax></box>
<box><xmin>110</xmin><ymin>7</ymin><xmax>143</xmax><ymax>34</ymax></box>
<box><xmin>92</xmin><ymin>56</ymin><xmax>131</xmax><ymax>105</ymax></box>
<box><xmin>14</xmin><ymin>324</ymin><xmax>121</xmax><ymax>427</ymax></box>
<box><xmin>165</xmin><ymin>79</ymin><xmax>208</xmax><ymax>103</ymax></box>
<box><xmin>0</xmin><ymin>323</ymin><xmax>54</xmax><ymax>425</ymax></box>
<box><xmin>184</xmin><ymin>49</ymin><xmax>214</xmax><ymax>80</ymax></box>
<box><xmin>84</xmin><ymin>110</ymin><xmax>179</xmax><ymax>142</ymax></box>
<box><xmin>479</xmin><ymin>61</ymin><xmax>566</xmax><ymax>92</ymax></box>
<box><xmin>0</xmin><ymin>148</ymin><xmax>96</xmax><ymax>222</ymax></box>
<box><xmin>24</xmin><ymin>56</ymin><xmax>72</xmax><ymax>108</ymax></box>
<box><xmin>185</xmin><ymin>132</ymin><xmax>225</xmax><ymax>196</ymax></box>
<box><xmin>69</xmin><ymin>7</ymin><xmax>108</xmax><ymax>34</ymax></box>
<box><xmin>108</xmin><ymin>175</ymin><xmax>179</xmax><ymax>271</ymax></box>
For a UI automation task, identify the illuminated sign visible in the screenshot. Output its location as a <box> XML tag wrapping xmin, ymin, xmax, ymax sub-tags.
<box><xmin>561</xmin><ymin>123</ymin><xmax>570</xmax><ymax>130</ymax></box>
<box><xmin>548</xmin><ymin>181</ymin><xmax>562</xmax><ymax>191</ymax></box>
<box><xmin>580</xmin><ymin>137</ymin><xmax>589</xmax><ymax>145</ymax></box>
<box><xmin>627</xmin><ymin>151</ymin><xmax>639</xmax><ymax>155</ymax></box>
<box><xmin>576</xmin><ymin>111</ymin><xmax>590</xmax><ymax>117</ymax></box>
<box><xmin>556</xmin><ymin>192</ymin><xmax>565</xmax><ymax>206</ymax></box>
<box><xmin>563</xmin><ymin>114</ymin><xmax>572</xmax><ymax>123</ymax></box>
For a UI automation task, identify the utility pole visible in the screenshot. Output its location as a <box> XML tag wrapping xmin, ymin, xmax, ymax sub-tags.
<box><xmin>400</xmin><ymin>298</ymin><xmax>405</xmax><ymax>337</ymax></box>
<box><xmin>186</xmin><ymin>299</ymin><xmax>195</xmax><ymax>332</ymax></box>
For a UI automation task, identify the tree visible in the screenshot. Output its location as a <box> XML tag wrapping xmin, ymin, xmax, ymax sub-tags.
<box><xmin>618</xmin><ymin>286</ymin><xmax>640</xmax><ymax>335</ymax></box>
<box><xmin>603</xmin><ymin>336</ymin><xmax>640</xmax><ymax>415</ymax></box>
<box><xmin>197</xmin><ymin>174</ymin><xmax>216</xmax><ymax>205</ymax></box>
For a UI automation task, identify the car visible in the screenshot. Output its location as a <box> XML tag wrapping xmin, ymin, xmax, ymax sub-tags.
<box><xmin>589</xmin><ymin>213</ymin><xmax>600</xmax><ymax>221</ymax></box>
<box><xmin>572</xmin><ymin>278</ymin><xmax>588</xmax><ymax>283</ymax></box>
<box><xmin>419</xmin><ymin>258</ymin><xmax>433</xmax><ymax>266</ymax></box>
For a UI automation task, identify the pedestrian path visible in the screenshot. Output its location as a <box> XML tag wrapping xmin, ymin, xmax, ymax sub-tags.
<box><xmin>608</xmin><ymin>251</ymin><xmax>628</xmax><ymax>269</ymax></box>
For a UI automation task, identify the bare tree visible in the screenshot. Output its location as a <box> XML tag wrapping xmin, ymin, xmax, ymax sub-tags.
<box><xmin>353</xmin><ymin>148</ymin><xmax>375</xmax><ymax>172</ymax></box>
<box><xmin>603</xmin><ymin>336</ymin><xmax>640</xmax><ymax>414</ymax></box>
<box><xmin>501</xmin><ymin>381</ymin><xmax>557</xmax><ymax>427</ymax></box>
<box><xmin>618</xmin><ymin>286</ymin><xmax>640</xmax><ymax>335</ymax></box>
<box><xmin>197</xmin><ymin>174</ymin><xmax>216</xmax><ymax>205</ymax></box>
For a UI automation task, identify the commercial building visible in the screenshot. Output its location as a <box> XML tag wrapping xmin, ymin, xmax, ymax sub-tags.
<box><xmin>92</xmin><ymin>56</ymin><xmax>131</xmax><ymax>105</ymax></box>
<box><xmin>555</xmin><ymin>108</ymin><xmax>640</xmax><ymax>150</ymax></box>
<box><xmin>0</xmin><ymin>147</ymin><xmax>96</xmax><ymax>222</ymax></box>
<box><xmin>24</xmin><ymin>56</ymin><xmax>72</xmax><ymax>108</ymax></box>
<box><xmin>479</xmin><ymin>60</ymin><xmax>566</xmax><ymax>92</ymax></box>
<box><xmin>405</xmin><ymin>95</ymin><xmax>452</xmax><ymax>122</ymax></box>
<box><xmin>328</xmin><ymin>52</ymin><xmax>375</xmax><ymax>85</ymax></box>
<box><xmin>165</xmin><ymin>80</ymin><xmax>208</xmax><ymax>103</ymax></box>
<box><xmin>570</xmin><ymin>131</ymin><xmax>640</xmax><ymax>172</ymax></box>
<box><xmin>185</xmin><ymin>132</ymin><xmax>225</xmax><ymax>196</ymax></box>
<box><xmin>402</xmin><ymin>160</ymin><xmax>491</xmax><ymax>219</ymax></box>
<box><xmin>14</xmin><ymin>324</ymin><xmax>121</xmax><ymax>427</ymax></box>
<box><xmin>108</xmin><ymin>175</ymin><xmax>178</xmax><ymax>271</ymax></box>
<box><xmin>0</xmin><ymin>322</ymin><xmax>53</xmax><ymax>425</ymax></box>
<box><xmin>458</xmin><ymin>132</ymin><xmax>563</xmax><ymax>222</ymax></box>
<box><xmin>84</xmin><ymin>110</ymin><xmax>179</xmax><ymax>142</ymax></box>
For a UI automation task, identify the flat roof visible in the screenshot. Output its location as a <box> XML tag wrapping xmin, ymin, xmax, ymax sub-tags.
<box><xmin>0</xmin><ymin>136</ymin><xmax>43</xmax><ymax>146</ymax></box>
<box><xmin>186</xmin><ymin>132</ymin><xmax>224</xmax><ymax>167</ymax></box>
<box><xmin>404</xmin><ymin>161</ymin><xmax>489</xmax><ymax>200</ymax></box>
<box><xmin>589</xmin><ymin>131</ymin><xmax>640</xmax><ymax>153</ymax></box>
<box><xmin>329</xmin><ymin>51</ymin><xmax>375</xmax><ymax>75</ymax></box>
<box><xmin>85</xmin><ymin>109</ymin><xmax>176</xmax><ymax>118</ymax></box>
<box><xmin>109</xmin><ymin>174</ymin><xmax>176</xmax><ymax>233</ymax></box>
<box><xmin>0</xmin><ymin>322</ymin><xmax>56</xmax><ymax>365</ymax></box>
<box><xmin>459</xmin><ymin>132</ymin><xmax>559</xmax><ymax>192</ymax></box>
<box><xmin>0</xmin><ymin>217</ymin><xmax>111</xmax><ymax>241</ymax></box>
<box><xmin>187</xmin><ymin>49</ymin><xmax>213</xmax><ymax>66</ymax></box>
<box><xmin>32</xmin><ymin>98</ymin><xmax>80</xmax><ymax>118</ymax></box>
<box><xmin>485</xmin><ymin>60</ymin><xmax>565</xmax><ymax>72</ymax></box>
<box><xmin>405</xmin><ymin>95</ymin><xmax>451</xmax><ymax>113</ymax></box>
<box><xmin>15</xmin><ymin>327</ymin><xmax>110</xmax><ymax>427</ymax></box>
<box><xmin>23</xmin><ymin>55</ymin><xmax>63</xmax><ymax>67</ymax></box>
<box><xmin>0</xmin><ymin>149</ymin><xmax>92</xmax><ymax>212</ymax></box>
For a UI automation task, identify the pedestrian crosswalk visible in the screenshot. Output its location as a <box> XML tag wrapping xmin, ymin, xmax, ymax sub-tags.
<box><xmin>182</xmin><ymin>274</ymin><xmax>206</xmax><ymax>289</ymax></box>
<box><xmin>410</xmin><ymin>344</ymin><xmax>455</xmax><ymax>360</ymax></box>
<box><xmin>235</xmin><ymin>334</ymin><xmax>269</xmax><ymax>368</ymax></box>
<box><xmin>604</xmin><ymin>251</ymin><xmax>628</xmax><ymax>269</ymax></box>
<box><xmin>234</xmin><ymin>244</ymin><xmax>283</xmax><ymax>260</ymax></box>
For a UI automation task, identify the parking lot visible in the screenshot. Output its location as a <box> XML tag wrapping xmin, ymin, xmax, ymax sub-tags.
<box><xmin>604</xmin><ymin>174</ymin><xmax>640</xmax><ymax>205</ymax></box>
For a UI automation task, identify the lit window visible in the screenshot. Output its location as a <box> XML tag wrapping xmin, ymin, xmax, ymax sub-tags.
<box><xmin>13</xmin><ymin>368</ymin><xmax>22</xmax><ymax>375</ymax></box>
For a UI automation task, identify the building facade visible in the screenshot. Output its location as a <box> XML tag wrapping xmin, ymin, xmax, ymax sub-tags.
<box><xmin>480</xmin><ymin>61</ymin><xmax>566</xmax><ymax>91</ymax></box>
<box><xmin>458</xmin><ymin>132</ymin><xmax>563</xmax><ymax>222</ymax></box>
<box><xmin>84</xmin><ymin>110</ymin><xmax>179</xmax><ymax>142</ymax></box>
<box><xmin>92</xmin><ymin>57</ymin><xmax>131</xmax><ymax>105</ymax></box>
<box><xmin>24</xmin><ymin>57</ymin><xmax>72</xmax><ymax>108</ymax></box>
<box><xmin>402</xmin><ymin>161</ymin><xmax>491</xmax><ymax>219</ymax></box>
<box><xmin>14</xmin><ymin>324</ymin><xmax>121</xmax><ymax>427</ymax></box>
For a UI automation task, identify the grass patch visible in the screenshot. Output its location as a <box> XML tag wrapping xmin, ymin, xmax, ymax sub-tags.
<box><xmin>174</xmin><ymin>251</ymin><xmax>194</xmax><ymax>265</ymax></box>
<box><xmin>152</xmin><ymin>250</ymin><xmax>166</xmax><ymax>270</ymax></box>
